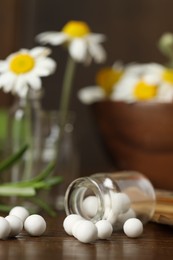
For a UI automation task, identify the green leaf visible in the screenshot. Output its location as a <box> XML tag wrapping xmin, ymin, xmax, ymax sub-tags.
<box><xmin>29</xmin><ymin>160</ymin><xmax>56</xmax><ymax>182</ymax></box>
<box><xmin>6</xmin><ymin>160</ymin><xmax>57</xmax><ymax>188</ymax></box>
<box><xmin>32</xmin><ymin>176</ymin><xmax>63</xmax><ymax>189</ymax></box>
<box><xmin>0</xmin><ymin>144</ymin><xmax>28</xmax><ymax>174</ymax></box>
<box><xmin>0</xmin><ymin>109</ymin><xmax>8</xmax><ymax>140</ymax></box>
<box><xmin>0</xmin><ymin>186</ymin><xmax>36</xmax><ymax>197</ymax></box>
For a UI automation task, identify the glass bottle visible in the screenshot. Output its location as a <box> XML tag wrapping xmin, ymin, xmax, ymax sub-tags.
<box><xmin>49</xmin><ymin>112</ymin><xmax>80</xmax><ymax>210</ymax></box>
<box><xmin>64</xmin><ymin>171</ymin><xmax>156</xmax><ymax>230</ymax></box>
<box><xmin>5</xmin><ymin>89</ymin><xmax>59</xmax><ymax>183</ymax></box>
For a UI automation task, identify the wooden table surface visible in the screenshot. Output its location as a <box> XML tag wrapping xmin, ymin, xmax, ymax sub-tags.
<box><xmin>1</xmin><ymin>211</ymin><xmax>173</xmax><ymax>260</ymax></box>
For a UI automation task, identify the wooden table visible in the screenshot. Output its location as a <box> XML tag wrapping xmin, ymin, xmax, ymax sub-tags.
<box><xmin>1</xmin><ymin>211</ymin><xmax>173</xmax><ymax>259</ymax></box>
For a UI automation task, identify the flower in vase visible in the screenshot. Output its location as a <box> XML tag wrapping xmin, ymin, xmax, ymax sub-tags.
<box><xmin>0</xmin><ymin>47</ymin><xmax>56</xmax><ymax>97</ymax></box>
<box><xmin>36</xmin><ymin>20</ymin><xmax>106</xmax><ymax>64</ymax></box>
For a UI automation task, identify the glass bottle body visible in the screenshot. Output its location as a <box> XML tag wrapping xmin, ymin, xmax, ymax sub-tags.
<box><xmin>64</xmin><ymin>171</ymin><xmax>156</xmax><ymax>230</ymax></box>
<box><xmin>5</xmin><ymin>90</ymin><xmax>58</xmax><ymax>182</ymax></box>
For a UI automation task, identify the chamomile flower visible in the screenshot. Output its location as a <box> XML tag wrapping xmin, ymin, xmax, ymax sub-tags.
<box><xmin>112</xmin><ymin>63</ymin><xmax>164</xmax><ymax>102</ymax></box>
<box><xmin>36</xmin><ymin>20</ymin><xmax>106</xmax><ymax>64</ymax></box>
<box><xmin>78</xmin><ymin>64</ymin><xmax>123</xmax><ymax>104</ymax></box>
<box><xmin>0</xmin><ymin>47</ymin><xmax>56</xmax><ymax>97</ymax></box>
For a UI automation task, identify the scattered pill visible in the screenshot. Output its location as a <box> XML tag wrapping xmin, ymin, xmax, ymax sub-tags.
<box><xmin>114</xmin><ymin>208</ymin><xmax>136</xmax><ymax>231</ymax></box>
<box><xmin>95</xmin><ymin>220</ymin><xmax>113</xmax><ymax>239</ymax></box>
<box><xmin>72</xmin><ymin>219</ymin><xmax>87</xmax><ymax>238</ymax></box>
<box><xmin>123</xmin><ymin>218</ymin><xmax>143</xmax><ymax>238</ymax></box>
<box><xmin>82</xmin><ymin>196</ymin><xmax>98</xmax><ymax>218</ymax></box>
<box><xmin>63</xmin><ymin>214</ymin><xmax>84</xmax><ymax>236</ymax></box>
<box><xmin>5</xmin><ymin>215</ymin><xmax>23</xmax><ymax>237</ymax></box>
<box><xmin>9</xmin><ymin>206</ymin><xmax>29</xmax><ymax>222</ymax></box>
<box><xmin>75</xmin><ymin>220</ymin><xmax>98</xmax><ymax>243</ymax></box>
<box><xmin>0</xmin><ymin>217</ymin><xmax>11</xmax><ymax>239</ymax></box>
<box><xmin>24</xmin><ymin>214</ymin><xmax>46</xmax><ymax>236</ymax></box>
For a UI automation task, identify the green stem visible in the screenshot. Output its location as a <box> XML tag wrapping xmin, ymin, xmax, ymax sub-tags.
<box><xmin>59</xmin><ymin>55</ymin><xmax>76</xmax><ymax>127</ymax></box>
<box><xmin>23</xmin><ymin>97</ymin><xmax>34</xmax><ymax>180</ymax></box>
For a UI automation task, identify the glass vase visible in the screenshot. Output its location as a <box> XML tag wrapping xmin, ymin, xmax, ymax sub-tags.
<box><xmin>2</xmin><ymin>91</ymin><xmax>80</xmax><ymax>212</ymax></box>
<box><xmin>49</xmin><ymin>112</ymin><xmax>80</xmax><ymax>211</ymax></box>
<box><xmin>5</xmin><ymin>90</ymin><xmax>56</xmax><ymax>181</ymax></box>
<box><xmin>1</xmin><ymin>90</ymin><xmax>59</xmax><ymax>211</ymax></box>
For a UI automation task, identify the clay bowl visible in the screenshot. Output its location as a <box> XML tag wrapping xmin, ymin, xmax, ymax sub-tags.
<box><xmin>91</xmin><ymin>100</ymin><xmax>173</xmax><ymax>190</ymax></box>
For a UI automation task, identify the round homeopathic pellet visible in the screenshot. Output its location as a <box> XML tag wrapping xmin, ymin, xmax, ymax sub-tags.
<box><xmin>82</xmin><ymin>196</ymin><xmax>98</xmax><ymax>218</ymax></box>
<box><xmin>5</xmin><ymin>215</ymin><xmax>23</xmax><ymax>237</ymax></box>
<box><xmin>9</xmin><ymin>206</ymin><xmax>29</xmax><ymax>222</ymax></box>
<box><xmin>24</xmin><ymin>214</ymin><xmax>46</xmax><ymax>236</ymax></box>
<box><xmin>95</xmin><ymin>220</ymin><xmax>113</xmax><ymax>239</ymax></box>
<box><xmin>72</xmin><ymin>219</ymin><xmax>88</xmax><ymax>238</ymax></box>
<box><xmin>0</xmin><ymin>217</ymin><xmax>11</xmax><ymax>239</ymax></box>
<box><xmin>123</xmin><ymin>218</ymin><xmax>143</xmax><ymax>238</ymax></box>
<box><xmin>75</xmin><ymin>220</ymin><xmax>98</xmax><ymax>243</ymax></box>
<box><xmin>63</xmin><ymin>214</ymin><xmax>84</xmax><ymax>236</ymax></box>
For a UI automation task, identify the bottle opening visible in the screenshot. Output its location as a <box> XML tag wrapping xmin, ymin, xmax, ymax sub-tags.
<box><xmin>64</xmin><ymin>177</ymin><xmax>106</xmax><ymax>222</ymax></box>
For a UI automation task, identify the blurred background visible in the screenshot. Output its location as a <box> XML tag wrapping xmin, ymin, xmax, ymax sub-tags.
<box><xmin>0</xmin><ymin>0</ymin><xmax>172</xmax><ymax>176</ymax></box>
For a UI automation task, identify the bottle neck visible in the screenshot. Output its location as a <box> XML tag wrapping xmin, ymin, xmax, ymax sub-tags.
<box><xmin>64</xmin><ymin>176</ymin><xmax>110</xmax><ymax>222</ymax></box>
<box><xmin>13</xmin><ymin>89</ymin><xmax>44</xmax><ymax>110</ymax></box>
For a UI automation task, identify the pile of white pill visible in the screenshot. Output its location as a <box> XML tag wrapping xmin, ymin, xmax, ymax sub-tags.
<box><xmin>63</xmin><ymin>214</ymin><xmax>143</xmax><ymax>243</ymax></box>
<box><xmin>0</xmin><ymin>206</ymin><xmax>46</xmax><ymax>240</ymax></box>
<box><xmin>63</xmin><ymin>192</ymin><xmax>144</xmax><ymax>243</ymax></box>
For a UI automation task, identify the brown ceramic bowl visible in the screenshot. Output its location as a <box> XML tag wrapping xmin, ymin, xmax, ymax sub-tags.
<box><xmin>91</xmin><ymin>100</ymin><xmax>173</xmax><ymax>190</ymax></box>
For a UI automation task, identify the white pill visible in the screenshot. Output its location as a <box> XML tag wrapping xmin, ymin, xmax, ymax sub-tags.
<box><xmin>5</xmin><ymin>215</ymin><xmax>23</xmax><ymax>237</ymax></box>
<box><xmin>82</xmin><ymin>196</ymin><xmax>98</xmax><ymax>218</ymax></box>
<box><xmin>72</xmin><ymin>219</ymin><xmax>87</xmax><ymax>238</ymax></box>
<box><xmin>24</xmin><ymin>214</ymin><xmax>46</xmax><ymax>236</ymax></box>
<box><xmin>95</xmin><ymin>220</ymin><xmax>113</xmax><ymax>239</ymax></box>
<box><xmin>75</xmin><ymin>220</ymin><xmax>98</xmax><ymax>243</ymax></box>
<box><xmin>0</xmin><ymin>217</ymin><xmax>11</xmax><ymax>239</ymax></box>
<box><xmin>123</xmin><ymin>218</ymin><xmax>143</xmax><ymax>238</ymax></box>
<box><xmin>106</xmin><ymin>209</ymin><xmax>118</xmax><ymax>226</ymax></box>
<box><xmin>114</xmin><ymin>208</ymin><xmax>136</xmax><ymax>231</ymax></box>
<box><xmin>63</xmin><ymin>214</ymin><xmax>84</xmax><ymax>236</ymax></box>
<box><xmin>104</xmin><ymin>192</ymin><xmax>131</xmax><ymax>226</ymax></box>
<box><xmin>111</xmin><ymin>192</ymin><xmax>131</xmax><ymax>214</ymax></box>
<box><xmin>9</xmin><ymin>206</ymin><xmax>29</xmax><ymax>222</ymax></box>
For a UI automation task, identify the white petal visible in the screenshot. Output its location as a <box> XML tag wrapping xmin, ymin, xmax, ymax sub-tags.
<box><xmin>36</xmin><ymin>32</ymin><xmax>68</xmax><ymax>45</ymax></box>
<box><xmin>36</xmin><ymin>57</ymin><xmax>57</xmax><ymax>75</ymax></box>
<box><xmin>0</xmin><ymin>74</ymin><xmax>15</xmax><ymax>93</ymax></box>
<box><xmin>19</xmin><ymin>85</ymin><xmax>28</xmax><ymax>97</ymax></box>
<box><xmin>14</xmin><ymin>76</ymin><xmax>28</xmax><ymax>96</ymax></box>
<box><xmin>78</xmin><ymin>86</ymin><xmax>105</xmax><ymax>104</ymax></box>
<box><xmin>30</xmin><ymin>47</ymin><xmax>52</xmax><ymax>57</ymax></box>
<box><xmin>0</xmin><ymin>72</ymin><xmax>15</xmax><ymax>87</ymax></box>
<box><xmin>87</xmin><ymin>33</ymin><xmax>106</xmax><ymax>43</ymax></box>
<box><xmin>0</xmin><ymin>61</ymin><xmax>8</xmax><ymax>72</ymax></box>
<box><xmin>25</xmin><ymin>74</ymin><xmax>42</xmax><ymax>90</ymax></box>
<box><xmin>69</xmin><ymin>39</ymin><xmax>87</xmax><ymax>62</ymax></box>
<box><xmin>88</xmin><ymin>42</ymin><xmax>106</xmax><ymax>63</ymax></box>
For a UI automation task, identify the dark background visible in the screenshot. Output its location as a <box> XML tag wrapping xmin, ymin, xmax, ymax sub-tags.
<box><xmin>0</xmin><ymin>0</ymin><xmax>172</xmax><ymax>176</ymax></box>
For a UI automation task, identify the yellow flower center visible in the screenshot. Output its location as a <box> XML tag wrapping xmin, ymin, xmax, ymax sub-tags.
<box><xmin>162</xmin><ymin>69</ymin><xmax>173</xmax><ymax>84</ymax></box>
<box><xmin>62</xmin><ymin>21</ymin><xmax>90</xmax><ymax>38</ymax></box>
<box><xmin>133</xmin><ymin>81</ymin><xmax>157</xmax><ymax>100</ymax></box>
<box><xmin>10</xmin><ymin>53</ymin><xmax>35</xmax><ymax>74</ymax></box>
<box><xmin>96</xmin><ymin>67</ymin><xmax>123</xmax><ymax>95</ymax></box>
